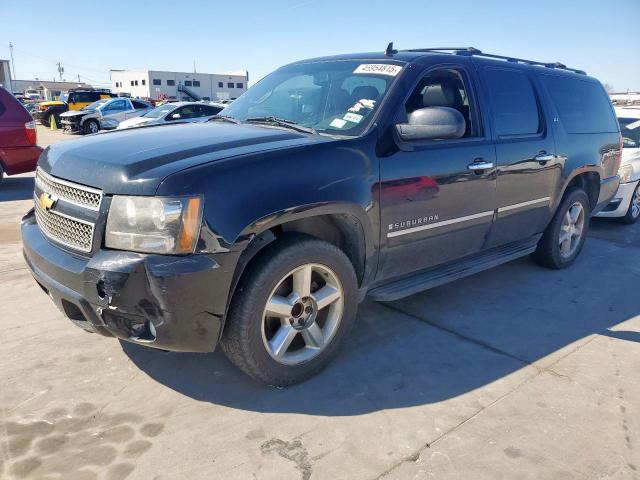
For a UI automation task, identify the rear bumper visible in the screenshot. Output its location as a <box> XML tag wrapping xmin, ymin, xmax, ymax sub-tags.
<box><xmin>596</xmin><ymin>180</ymin><xmax>639</xmax><ymax>218</ymax></box>
<box><xmin>0</xmin><ymin>145</ymin><xmax>42</xmax><ymax>175</ymax></box>
<box><xmin>21</xmin><ymin>209</ymin><xmax>237</xmax><ymax>353</ymax></box>
<box><xmin>592</xmin><ymin>175</ymin><xmax>621</xmax><ymax>216</ymax></box>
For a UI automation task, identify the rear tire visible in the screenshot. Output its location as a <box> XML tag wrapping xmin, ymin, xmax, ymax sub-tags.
<box><xmin>221</xmin><ymin>234</ymin><xmax>358</xmax><ymax>386</ymax></box>
<box><xmin>618</xmin><ymin>182</ymin><xmax>640</xmax><ymax>225</ymax></box>
<box><xmin>532</xmin><ymin>188</ymin><xmax>590</xmax><ymax>269</ymax></box>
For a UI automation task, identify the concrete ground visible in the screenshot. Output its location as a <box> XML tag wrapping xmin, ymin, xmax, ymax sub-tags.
<box><xmin>1</xmin><ymin>128</ymin><xmax>638</xmax><ymax>479</ymax></box>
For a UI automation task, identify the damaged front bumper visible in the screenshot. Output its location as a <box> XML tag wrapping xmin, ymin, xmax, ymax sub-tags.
<box><xmin>21</xmin><ymin>210</ymin><xmax>237</xmax><ymax>352</ymax></box>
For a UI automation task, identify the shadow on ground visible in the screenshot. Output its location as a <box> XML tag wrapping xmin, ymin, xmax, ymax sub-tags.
<box><xmin>0</xmin><ymin>175</ymin><xmax>34</xmax><ymax>202</ymax></box>
<box><xmin>122</xmin><ymin>221</ymin><xmax>640</xmax><ymax>416</ymax></box>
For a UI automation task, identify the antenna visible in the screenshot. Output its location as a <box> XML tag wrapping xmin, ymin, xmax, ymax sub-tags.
<box><xmin>385</xmin><ymin>42</ymin><xmax>397</xmax><ymax>57</ymax></box>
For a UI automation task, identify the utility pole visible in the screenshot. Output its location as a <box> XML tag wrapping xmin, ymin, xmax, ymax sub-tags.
<box><xmin>56</xmin><ymin>62</ymin><xmax>64</xmax><ymax>81</ymax></box>
<box><xmin>77</xmin><ymin>74</ymin><xmax>81</xmax><ymax>82</ymax></box>
<box><xmin>193</xmin><ymin>59</ymin><xmax>196</xmax><ymax>74</ymax></box>
<box><xmin>9</xmin><ymin>42</ymin><xmax>16</xmax><ymax>80</ymax></box>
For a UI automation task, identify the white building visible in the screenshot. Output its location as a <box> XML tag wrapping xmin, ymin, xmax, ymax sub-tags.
<box><xmin>110</xmin><ymin>69</ymin><xmax>248</xmax><ymax>101</ymax></box>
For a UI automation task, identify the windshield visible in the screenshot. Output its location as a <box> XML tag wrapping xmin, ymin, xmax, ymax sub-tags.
<box><xmin>221</xmin><ymin>60</ymin><xmax>404</xmax><ymax>136</ymax></box>
<box><xmin>619</xmin><ymin>117</ymin><xmax>640</xmax><ymax>148</ymax></box>
<box><xmin>143</xmin><ymin>104</ymin><xmax>177</xmax><ymax>118</ymax></box>
<box><xmin>84</xmin><ymin>99</ymin><xmax>109</xmax><ymax>111</ymax></box>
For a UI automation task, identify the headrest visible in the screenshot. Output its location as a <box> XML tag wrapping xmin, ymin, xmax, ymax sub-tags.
<box><xmin>351</xmin><ymin>86</ymin><xmax>380</xmax><ymax>102</ymax></box>
<box><xmin>422</xmin><ymin>82</ymin><xmax>459</xmax><ymax>108</ymax></box>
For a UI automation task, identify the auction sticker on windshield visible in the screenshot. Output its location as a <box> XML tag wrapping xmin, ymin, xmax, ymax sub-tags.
<box><xmin>353</xmin><ymin>64</ymin><xmax>402</xmax><ymax>76</ymax></box>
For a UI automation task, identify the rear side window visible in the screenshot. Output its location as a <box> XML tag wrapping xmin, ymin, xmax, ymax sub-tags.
<box><xmin>541</xmin><ymin>75</ymin><xmax>618</xmax><ymax>134</ymax></box>
<box><xmin>484</xmin><ymin>68</ymin><xmax>540</xmax><ymax>137</ymax></box>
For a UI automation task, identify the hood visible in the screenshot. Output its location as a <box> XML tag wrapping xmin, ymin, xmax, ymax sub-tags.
<box><xmin>39</xmin><ymin>122</ymin><xmax>334</xmax><ymax>195</ymax></box>
<box><xmin>117</xmin><ymin>116</ymin><xmax>152</xmax><ymax>129</ymax></box>
<box><xmin>60</xmin><ymin>109</ymin><xmax>94</xmax><ymax>118</ymax></box>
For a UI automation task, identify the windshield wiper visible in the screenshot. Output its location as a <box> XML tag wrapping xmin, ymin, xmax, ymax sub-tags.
<box><xmin>208</xmin><ymin>115</ymin><xmax>242</xmax><ymax>124</ymax></box>
<box><xmin>245</xmin><ymin>116</ymin><xmax>317</xmax><ymax>134</ymax></box>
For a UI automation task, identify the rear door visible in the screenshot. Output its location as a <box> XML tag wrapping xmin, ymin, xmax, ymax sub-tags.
<box><xmin>479</xmin><ymin>65</ymin><xmax>559</xmax><ymax>247</ymax></box>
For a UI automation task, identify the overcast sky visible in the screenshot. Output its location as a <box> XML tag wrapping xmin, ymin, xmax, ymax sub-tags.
<box><xmin>2</xmin><ymin>0</ymin><xmax>639</xmax><ymax>92</ymax></box>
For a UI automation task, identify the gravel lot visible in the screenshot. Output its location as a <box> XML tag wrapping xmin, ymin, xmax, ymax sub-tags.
<box><xmin>1</xmin><ymin>125</ymin><xmax>638</xmax><ymax>479</ymax></box>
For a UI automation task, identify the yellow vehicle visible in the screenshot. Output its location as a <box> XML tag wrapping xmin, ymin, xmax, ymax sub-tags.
<box><xmin>34</xmin><ymin>89</ymin><xmax>115</xmax><ymax>127</ymax></box>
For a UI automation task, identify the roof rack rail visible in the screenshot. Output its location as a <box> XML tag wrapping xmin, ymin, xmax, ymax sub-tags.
<box><xmin>401</xmin><ymin>47</ymin><xmax>586</xmax><ymax>75</ymax></box>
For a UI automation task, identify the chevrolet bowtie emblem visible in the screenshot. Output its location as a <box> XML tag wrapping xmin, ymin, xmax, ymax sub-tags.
<box><xmin>39</xmin><ymin>192</ymin><xmax>57</xmax><ymax>211</ymax></box>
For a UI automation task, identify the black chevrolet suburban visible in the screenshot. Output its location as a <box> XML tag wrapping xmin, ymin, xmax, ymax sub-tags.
<box><xmin>22</xmin><ymin>46</ymin><xmax>622</xmax><ymax>385</ymax></box>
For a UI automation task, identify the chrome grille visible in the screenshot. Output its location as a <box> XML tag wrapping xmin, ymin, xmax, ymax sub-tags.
<box><xmin>35</xmin><ymin>168</ymin><xmax>102</xmax><ymax>210</ymax></box>
<box><xmin>34</xmin><ymin>196</ymin><xmax>95</xmax><ymax>253</ymax></box>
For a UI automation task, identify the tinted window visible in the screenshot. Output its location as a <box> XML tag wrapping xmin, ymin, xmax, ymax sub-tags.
<box><xmin>193</xmin><ymin>80</ymin><xmax>200</xmax><ymax>87</ymax></box>
<box><xmin>484</xmin><ymin>68</ymin><xmax>540</xmax><ymax>136</ymax></box>
<box><xmin>236</xmin><ymin>83</ymin><xmax>243</xmax><ymax>89</ymax></box>
<box><xmin>153</xmin><ymin>79</ymin><xmax>161</xmax><ymax>86</ymax></box>
<box><xmin>132</xmin><ymin>100</ymin><xmax>149</xmax><ymax>109</ymax></box>
<box><xmin>200</xmin><ymin>104</ymin><xmax>222</xmax><ymax>116</ymax></box>
<box><xmin>227</xmin><ymin>82</ymin><xmax>234</xmax><ymax>88</ymax></box>
<box><xmin>167</xmin><ymin>79</ymin><xmax>175</xmax><ymax>86</ymax></box>
<box><xmin>184</xmin><ymin>81</ymin><xmax>192</xmax><ymax>87</ymax></box>
<box><xmin>542</xmin><ymin>75</ymin><xmax>618</xmax><ymax>134</ymax></box>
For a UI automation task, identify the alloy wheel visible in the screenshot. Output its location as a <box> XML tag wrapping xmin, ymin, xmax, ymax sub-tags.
<box><xmin>631</xmin><ymin>186</ymin><xmax>640</xmax><ymax>219</ymax></box>
<box><xmin>261</xmin><ymin>263</ymin><xmax>344</xmax><ymax>366</ymax></box>
<box><xmin>559</xmin><ymin>201</ymin><xmax>585</xmax><ymax>259</ymax></box>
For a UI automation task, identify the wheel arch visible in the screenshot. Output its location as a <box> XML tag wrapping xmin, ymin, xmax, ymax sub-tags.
<box><xmin>223</xmin><ymin>203</ymin><xmax>376</xmax><ymax>325</ymax></box>
<box><xmin>558</xmin><ymin>168</ymin><xmax>601</xmax><ymax>212</ymax></box>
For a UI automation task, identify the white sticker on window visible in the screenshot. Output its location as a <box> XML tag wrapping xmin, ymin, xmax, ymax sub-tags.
<box><xmin>353</xmin><ymin>64</ymin><xmax>402</xmax><ymax>76</ymax></box>
<box><xmin>330</xmin><ymin>118</ymin><xmax>347</xmax><ymax>129</ymax></box>
<box><xmin>624</xmin><ymin>120</ymin><xmax>640</xmax><ymax>130</ymax></box>
<box><xmin>343</xmin><ymin>112</ymin><xmax>363</xmax><ymax>123</ymax></box>
<box><xmin>348</xmin><ymin>99</ymin><xmax>376</xmax><ymax>113</ymax></box>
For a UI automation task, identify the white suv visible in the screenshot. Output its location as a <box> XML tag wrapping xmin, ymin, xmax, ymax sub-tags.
<box><xmin>596</xmin><ymin>107</ymin><xmax>640</xmax><ymax>223</ymax></box>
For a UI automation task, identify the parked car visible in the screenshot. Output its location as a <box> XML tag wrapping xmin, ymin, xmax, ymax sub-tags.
<box><xmin>60</xmin><ymin>97</ymin><xmax>153</xmax><ymax>134</ymax></box>
<box><xmin>22</xmin><ymin>47</ymin><xmax>621</xmax><ymax>386</ymax></box>
<box><xmin>24</xmin><ymin>89</ymin><xmax>42</xmax><ymax>100</ymax></box>
<box><xmin>117</xmin><ymin>101</ymin><xmax>223</xmax><ymax>129</ymax></box>
<box><xmin>595</xmin><ymin>107</ymin><xmax>640</xmax><ymax>223</ymax></box>
<box><xmin>34</xmin><ymin>89</ymin><xmax>115</xmax><ymax>127</ymax></box>
<box><xmin>0</xmin><ymin>87</ymin><xmax>42</xmax><ymax>184</ymax></box>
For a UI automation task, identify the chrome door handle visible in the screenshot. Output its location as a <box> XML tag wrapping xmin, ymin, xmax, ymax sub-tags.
<box><xmin>468</xmin><ymin>161</ymin><xmax>495</xmax><ymax>171</ymax></box>
<box><xmin>534</xmin><ymin>152</ymin><xmax>555</xmax><ymax>163</ymax></box>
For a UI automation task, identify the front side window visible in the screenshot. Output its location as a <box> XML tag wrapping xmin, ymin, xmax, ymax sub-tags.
<box><xmin>105</xmin><ymin>99</ymin><xmax>127</xmax><ymax>111</ymax></box>
<box><xmin>484</xmin><ymin>67</ymin><xmax>540</xmax><ymax>137</ymax></box>
<box><xmin>404</xmin><ymin>67</ymin><xmax>478</xmax><ymax>138</ymax></box>
<box><xmin>222</xmin><ymin>60</ymin><xmax>403</xmax><ymax>136</ymax></box>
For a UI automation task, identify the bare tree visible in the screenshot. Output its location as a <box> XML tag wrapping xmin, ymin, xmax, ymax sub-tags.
<box><xmin>603</xmin><ymin>83</ymin><xmax>615</xmax><ymax>94</ymax></box>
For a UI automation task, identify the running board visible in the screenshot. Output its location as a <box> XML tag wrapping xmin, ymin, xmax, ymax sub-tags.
<box><xmin>367</xmin><ymin>236</ymin><xmax>540</xmax><ymax>302</ymax></box>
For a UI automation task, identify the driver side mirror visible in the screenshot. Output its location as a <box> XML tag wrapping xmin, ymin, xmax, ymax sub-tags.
<box><xmin>395</xmin><ymin>107</ymin><xmax>466</xmax><ymax>142</ymax></box>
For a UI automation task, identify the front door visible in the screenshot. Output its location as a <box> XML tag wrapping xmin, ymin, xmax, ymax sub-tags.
<box><xmin>478</xmin><ymin>65</ymin><xmax>559</xmax><ymax>247</ymax></box>
<box><xmin>377</xmin><ymin>65</ymin><xmax>497</xmax><ymax>280</ymax></box>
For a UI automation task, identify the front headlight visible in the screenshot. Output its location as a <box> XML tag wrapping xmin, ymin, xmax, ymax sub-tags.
<box><xmin>106</xmin><ymin>196</ymin><xmax>202</xmax><ymax>254</ymax></box>
<box><xmin>619</xmin><ymin>164</ymin><xmax>633</xmax><ymax>183</ymax></box>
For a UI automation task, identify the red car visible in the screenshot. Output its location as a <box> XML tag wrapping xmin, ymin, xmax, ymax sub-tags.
<box><xmin>0</xmin><ymin>86</ymin><xmax>42</xmax><ymax>184</ymax></box>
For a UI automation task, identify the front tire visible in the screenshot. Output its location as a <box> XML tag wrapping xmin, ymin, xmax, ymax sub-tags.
<box><xmin>221</xmin><ymin>235</ymin><xmax>358</xmax><ymax>386</ymax></box>
<box><xmin>532</xmin><ymin>188</ymin><xmax>590</xmax><ymax>269</ymax></box>
<box><xmin>618</xmin><ymin>182</ymin><xmax>640</xmax><ymax>225</ymax></box>
<box><xmin>83</xmin><ymin>119</ymin><xmax>99</xmax><ymax>135</ymax></box>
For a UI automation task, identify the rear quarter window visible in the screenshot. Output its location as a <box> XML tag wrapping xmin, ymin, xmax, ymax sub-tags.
<box><xmin>483</xmin><ymin>67</ymin><xmax>541</xmax><ymax>137</ymax></box>
<box><xmin>541</xmin><ymin>75</ymin><xmax>618</xmax><ymax>134</ymax></box>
